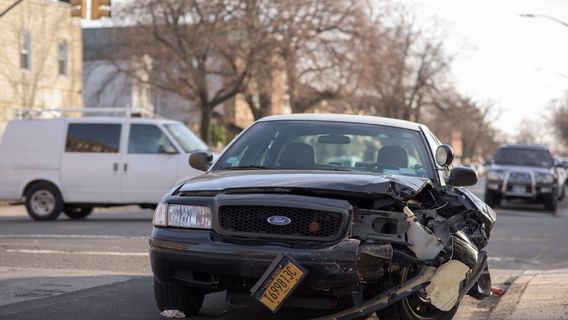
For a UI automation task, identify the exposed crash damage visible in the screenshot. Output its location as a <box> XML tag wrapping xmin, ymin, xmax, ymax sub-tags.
<box><xmin>149</xmin><ymin>114</ymin><xmax>496</xmax><ymax>320</ymax></box>
<box><xmin>152</xmin><ymin>171</ymin><xmax>495</xmax><ymax>320</ymax></box>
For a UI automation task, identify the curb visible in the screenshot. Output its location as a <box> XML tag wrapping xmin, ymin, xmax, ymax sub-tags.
<box><xmin>489</xmin><ymin>269</ymin><xmax>568</xmax><ymax>320</ymax></box>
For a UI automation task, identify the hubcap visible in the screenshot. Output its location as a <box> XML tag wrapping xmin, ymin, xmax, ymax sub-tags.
<box><xmin>30</xmin><ymin>190</ymin><xmax>56</xmax><ymax>216</ymax></box>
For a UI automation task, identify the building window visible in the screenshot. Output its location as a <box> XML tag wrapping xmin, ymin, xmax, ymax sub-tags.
<box><xmin>58</xmin><ymin>40</ymin><xmax>68</xmax><ymax>76</ymax></box>
<box><xmin>20</xmin><ymin>31</ymin><xmax>31</xmax><ymax>70</ymax></box>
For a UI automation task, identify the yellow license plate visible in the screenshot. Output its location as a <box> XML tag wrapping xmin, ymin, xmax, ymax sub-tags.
<box><xmin>251</xmin><ymin>254</ymin><xmax>308</xmax><ymax>313</ymax></box>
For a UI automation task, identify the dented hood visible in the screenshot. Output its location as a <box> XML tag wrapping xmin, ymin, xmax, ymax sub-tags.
<box><xmin>178</xmin><ymin>170</ymin><xmax>432</xmax><ymax>200</ymax></box>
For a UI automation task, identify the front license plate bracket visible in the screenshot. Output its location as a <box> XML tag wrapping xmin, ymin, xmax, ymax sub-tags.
<box><xmin>250</xmin><ymin>253</ymin><xmax>308</xmax><ymax>313</ymax></box>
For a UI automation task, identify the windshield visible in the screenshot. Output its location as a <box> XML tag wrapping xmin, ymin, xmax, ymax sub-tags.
<box><xmin>213</xmin><ymin>121</ymin><xmax>435</xmax><ymax>179</ymax></box>
<box><xmin>164</xmin><ymin>123</ymin><xmax>208</xmax><ymax>153</ymax></box>
<box><xmin>494</xmin><ymin>148</ymin><xmax>553</xmax><ymax>168</ymax></box>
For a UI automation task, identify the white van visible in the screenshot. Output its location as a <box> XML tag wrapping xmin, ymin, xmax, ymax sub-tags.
<box><xmin>0</xmin><ymin>109</ymin><xmax>209</xmax><ymax>220</ymax></box>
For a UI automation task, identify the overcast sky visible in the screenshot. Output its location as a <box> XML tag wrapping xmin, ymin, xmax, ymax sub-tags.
<box><xmin>404</xmin><ymin>0</ymin><xmax>568</xmax><ymax>137</ymax></box>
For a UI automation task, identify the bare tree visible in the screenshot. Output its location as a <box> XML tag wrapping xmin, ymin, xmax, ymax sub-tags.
<box><xmin>424</xmin><ymin>90</ymin><xmax>501</xmax><ymax>161</ymax></box>
<box><xmin>350</xmin><ymin>5</ymin><xmax>453</xmax><ymax>121</ymax></box>
<box><xmin>550</xmin><ymin>93</ymin><xmax>568</xmax><ymax>146</ymax></box>
<box><xmin>237</xmin><ymin>0</ymin><xmax>367</xmax><ymax>119</ymax></box>
<box><xmin>515</xmin><ymin>118</ymin><xmax>547</xmax><ymax>144</ymax></box>
<box><xmin>110</xmin><ymin>0</ymin><xmax>272</xmax><ymax>143</ymax></box>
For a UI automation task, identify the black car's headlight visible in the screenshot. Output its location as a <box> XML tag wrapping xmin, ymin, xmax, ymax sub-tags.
<box><xmin>153</xmin><ymin>203</ymin><xmax>212</xmax><ymax>229</ymax></box>
<box><xmin>153</xmin><ymin>202</ymin><xmax>168</xmax><ymax>227</ymax></box>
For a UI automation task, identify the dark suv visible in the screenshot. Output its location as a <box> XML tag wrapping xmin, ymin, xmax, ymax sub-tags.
<box><xmin>485</xmin><ymin>144</ymin><xmax>560</xmax><ymax>212</ymax></box>
<box><xmin>150</xmin><ymin>114</ymin><xmax>495</xmax><ymax>320</ymax></box>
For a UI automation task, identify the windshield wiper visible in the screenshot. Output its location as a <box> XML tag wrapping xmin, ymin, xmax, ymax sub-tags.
<box><xmin>224</xmin><ymin>165</ymin><xmax>272</xmax><ymax>170</ymax></box>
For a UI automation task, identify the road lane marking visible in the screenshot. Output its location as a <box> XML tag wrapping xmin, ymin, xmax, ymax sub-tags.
<box><xmin>5</xmin><ymin>249</ymin><xmax>148</xmax><ymax>256</ymax></box>
<box><xmin>0</xmin><ymin>234</ymin><xmax>147</xmax><ymax>239</ymax></box>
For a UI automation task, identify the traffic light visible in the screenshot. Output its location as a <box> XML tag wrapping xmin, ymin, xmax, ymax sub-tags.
<box><xmin>92</xmin><ymin>0</ymin><xmax>111</xmax><ymax>20</ymax></box>
<box><xmin>70</xmin><ymin>0</ymin><xmax>85</xmax><ymax>18</ymax></box>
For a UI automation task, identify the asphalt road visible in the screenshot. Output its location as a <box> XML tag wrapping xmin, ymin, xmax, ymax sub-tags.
<box><xmin>1</xmin><ymin>177</ymin><xmax>568</xmax><ymax>319</ymax></box>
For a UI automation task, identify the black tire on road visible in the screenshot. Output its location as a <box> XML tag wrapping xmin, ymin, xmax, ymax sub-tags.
<box><xmin>544</xmin><ymin>194</ymin><xmax>558</xmax><ymax>213</ymax></box>
<box><xmin>25</xmin><ymin>182</ymin><xmax>64</xmax><ymax>221</ymax></box>
<box><xmin>483</xmin><ymin>190</ymin><xmax>500</xmax><ymax>208</ymax></box>
<box><xmin>154</xmin><ymin>278</ymin><xmax>204</xmax><ymax>317</ymax></box>
<box><xmin>376</xmin><ymin>266</ymin><xmax>459</xmax><ymax>320</ymax></box>
<box><xmin>63</xmin><ymin>206</ymin><xmax>94</xmax><ymax>219</ymax></box>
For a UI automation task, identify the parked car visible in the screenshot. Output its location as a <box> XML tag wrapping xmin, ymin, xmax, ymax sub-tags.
<box><xmin>484</xmin><ymin>144</ymin><xmax>563</xmax><ymax>212</ymax></box>
<box><xmin>150</xmin><ymin>114</ymin><xmax>496</xmax><ymax>320</ymax></box>
<box><xmin>0</xmin><ymin>110</ymin><xmax>209</xmax><ymax>220</ymax></box>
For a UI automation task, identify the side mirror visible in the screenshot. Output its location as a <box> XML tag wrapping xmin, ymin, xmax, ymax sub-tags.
<box><xmin>189</xmin><ymin>151</ymin><xmax>213</xmax><ymax>171</ymax></box>
<box><xmin>447</xmin><ymin>167</ymin><xmax>478</xmax><ymax>187</ymax></box>
<box><xmin>435</xmin><ymin>144</ymin><xmax>454</xmax><ymax>167</ymax></box>
<box><xmin>159</xmin><ymin>144</ymin><xmax>177</xmax><ymax>154</ymax></box>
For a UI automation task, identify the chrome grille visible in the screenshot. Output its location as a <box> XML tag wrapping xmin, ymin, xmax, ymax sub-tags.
<box><xmin>508</xmin><ymin>171</ymin><xmax>531</xmax><ymax>182</ymax></box>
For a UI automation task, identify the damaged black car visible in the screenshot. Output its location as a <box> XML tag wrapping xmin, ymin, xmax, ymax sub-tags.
<box><xmin>150</xmin><ymin>114</ymin><xmax>496</xmax><ymax>320</ymax></box>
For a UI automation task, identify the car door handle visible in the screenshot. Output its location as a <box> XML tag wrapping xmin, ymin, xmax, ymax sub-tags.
<box><xmin>123</xmin><ymin>163</ymin><xmax>128</xmax><ymax>173</ymax></box>
<box><xmin>113</xmin><ymin>163</ymin><xmax>118</xmax><ymax>172</ymax></box>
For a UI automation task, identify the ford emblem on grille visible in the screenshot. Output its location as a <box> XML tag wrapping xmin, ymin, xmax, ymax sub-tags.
<box><xmin>267</xmin><ymin>216</ymin><xmax>292</xmax><ymax>226</ymax></box>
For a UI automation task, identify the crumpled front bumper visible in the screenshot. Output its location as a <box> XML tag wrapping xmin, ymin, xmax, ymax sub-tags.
<box><xmin>150</xmin><ymin>228</ymin><xmax>364</xmax><ymax>290</ymax></box>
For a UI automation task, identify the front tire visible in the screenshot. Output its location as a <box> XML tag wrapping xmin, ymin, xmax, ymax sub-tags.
<box><xmin>154</xmin><ymin>278</ymin><xmax>204</xmax><ymax>317</ymax></box>
<box><xmin>376</xmin><ymin>266</ymin><xmax>459</xmax><ymax>320</ymax></box>
<box><xmin>63</xmin><ymin>206</ymin><xmax>94</xmax><ymax>219</ymax></box>
<box><xmin>25</xmin><ymin>182</ymin><xmax>64</xmax><ymax>221</ymax></box>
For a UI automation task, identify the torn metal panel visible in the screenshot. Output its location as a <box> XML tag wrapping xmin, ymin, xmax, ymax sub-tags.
<box><xmin>356</xmin><ymin>244</ymin><xmax>393</xmax><ymax>280</ymax></box>
<box><xmin>435</xmin><ymin>186</ymin><xmax>496</xmax><ymax>239</ymax></box>
<box><xmin>406</xmin><ymin>220</ymin><xmax>445</xmax><ymax>260</ymax></box>
<box><xmin>310</xmin><ymin>266</ymin><xmax>437</xmax><ymax>320</ymax></box>
<box><xmin>425</xmin><ymin>260</ymin><xmax>469</xmax><ymax>311</ymax></box>
<box><xmin>352</xmin><ymin>209</ymin><xmax>407</xmax><ymax>243</ymax></box>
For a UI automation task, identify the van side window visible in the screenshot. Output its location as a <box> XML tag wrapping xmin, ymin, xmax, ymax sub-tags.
<box><xmin>128</xmin><ymin>124</ymin><xmax>175</xmax><ymax>154</ymax></box>
<box><xmin>66</xmin><ymin>124</ymin><xmax>121</xmax><ymax>153</ymax></box>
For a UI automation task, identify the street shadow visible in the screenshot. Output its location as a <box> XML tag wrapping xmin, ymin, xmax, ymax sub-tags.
<box><xmin>0</xmin><ymin>275</ymin><xmax>368</xmax><ymax>320</ymax></box>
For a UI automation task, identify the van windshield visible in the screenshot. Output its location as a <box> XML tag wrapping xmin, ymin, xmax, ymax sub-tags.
<box><xmin>164</xmin><ymin>123</ymin><xmax>208</xmax><ymax>153</ymax></box>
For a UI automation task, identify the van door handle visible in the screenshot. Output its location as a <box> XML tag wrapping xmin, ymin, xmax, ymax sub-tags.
<box><xmin>123</xmin><ymin>163</ymin><xmax>128</xmax><ymax>173</ymax></box>
<box><xmin>113</xmin><ymin>163</ymin><xmax>118</xmax><ymax>172</ymax></box>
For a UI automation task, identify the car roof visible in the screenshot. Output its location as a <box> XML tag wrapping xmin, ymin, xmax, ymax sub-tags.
<box><xmin>10</xmin><ymin>117</ymin><xmax>181</xmax><ymax>125</ymax></box>
<box><xmin>258</xmin><ymin>114</ymin><xmax>423</xmax><ymax>131</ymax></box>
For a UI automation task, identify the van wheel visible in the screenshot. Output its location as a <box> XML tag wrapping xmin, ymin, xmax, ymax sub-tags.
<box><xmin>63</xmin><ymin>206</ymin><xmax>93</xmax><ymax>219</ymax></box>
<box><xmin>25</xmin><ymin>182</ymin><xmax>64</xmax><ymax>221</ymax></box>
<box><xmin>154</xmin><ymin>278</ymin><xmax>204</xmax><ymax>317</ymax></box>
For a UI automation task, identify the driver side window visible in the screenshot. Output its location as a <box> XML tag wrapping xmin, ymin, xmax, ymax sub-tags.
<box><xmin>128</xmin><ymin>124</ymin><xmax>174</xmax><ymax>154</ymax></box>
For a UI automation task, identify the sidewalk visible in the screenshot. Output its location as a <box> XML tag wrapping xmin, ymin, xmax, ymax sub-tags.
<box><xmin>490</xmin><ymin>268</ymin><xmax>568</xmax><ymax>320</ymax></box>
<box><xmin>456</xmin><ymin>268</ymin><xmax>568</xmax><ymax>320</ymax></box>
